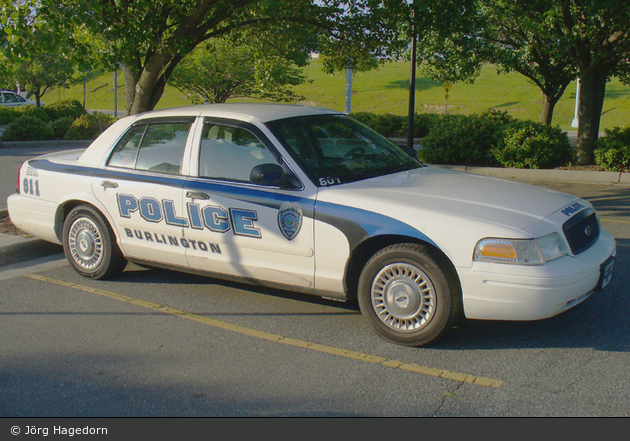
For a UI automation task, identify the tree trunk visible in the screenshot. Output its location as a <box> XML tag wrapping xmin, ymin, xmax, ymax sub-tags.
<box><xmin>124</xmin><ymin>52</ymin><xmax>182</xmax><ymax>115</ymax></box>
<box><xmin>123</xmin><ymin>65</ymin><xmax>141</xmax><ymax>116</ymax></box>
<box><xmin>576</xmin><ymin>66</ymin><xmax>609</xmax><ymax>165</ymax></box>
<box><xmin>34</xmin><ymin>88</ymin><xmax>42</xmax><ymax>108</ymax></box>
<box><xmin>539</xmin><ymin>95</ymin><xmax>556</xmax><ymax>125</ymax></box>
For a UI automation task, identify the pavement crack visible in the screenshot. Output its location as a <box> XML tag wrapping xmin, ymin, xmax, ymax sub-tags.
<box><xmin>432</xmin><ymin>382</ymin><xmax>465</xmax><ymax>417</ymax></box>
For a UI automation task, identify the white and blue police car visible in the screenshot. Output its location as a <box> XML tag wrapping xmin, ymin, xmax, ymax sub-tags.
<box><xmin>7</xmin><ymin>104</ymin><xmax>616</xmax><ymax>346</ymax></box>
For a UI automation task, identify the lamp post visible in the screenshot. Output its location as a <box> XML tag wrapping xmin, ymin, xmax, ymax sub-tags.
<box><xmin>113</xmin><ymin>69</ymin><xmax>118</xmax><ymax>118</ymax></box>
<box><xmin>407</xmin><ymin>9</ymin><xmax>417</xmax><ymax>151</ymax></box>
<box><xmin>571</xmin><ymin>78</ymin><xmax>580</xmax><ymax>128</ymax></box>
<box><xmin>345</xmin><ymin>65</ymin><xmax>353</xmax><ymax>114</ymax></box>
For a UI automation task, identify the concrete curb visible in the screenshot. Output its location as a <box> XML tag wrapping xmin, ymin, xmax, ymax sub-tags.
<box><xmin>0</xmin><ymin>139</ymin><xmax>92</xmax><ymax>149</ymax></box>
<box><xmin>435</xmin><ymin>165</ymin><xmax>630</xmax><ymax>186</ymax></box>
<box><xmin>0</xmin><ymin>209</ymin><xmax>62</xmax><ymax>267</ymax></box>
<box><xmin>0</xmin><ymin>234</ymin><xmax>62</xmax><ymax>267</ymax></box>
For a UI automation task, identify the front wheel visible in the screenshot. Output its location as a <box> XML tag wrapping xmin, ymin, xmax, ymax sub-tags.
<box><xmin>358</xmin><ymin>243</ymin><xmax>461</xmax><ymax>346</ymax></box>
<box><xmin>62</xmin><ymin>205</ymin><xmax>127</xmax><ymax>279</ymax></box>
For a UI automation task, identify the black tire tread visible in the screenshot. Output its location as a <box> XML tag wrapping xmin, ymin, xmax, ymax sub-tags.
<box><xmin>62</xmin><ymin>205</ymin><xmax>127</xmax><ymax>280</ymax></box>
<box><xmin>358</xmin><ymin>242</ymin><xmax>462</xmax><ymax>346</ymax></box>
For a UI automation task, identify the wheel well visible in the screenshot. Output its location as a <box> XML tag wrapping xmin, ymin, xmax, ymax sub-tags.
<box><xmin>343</xmin><ymin>235</ymin><xmax>460</xmax><ymax>301</ymax></box>
<box><xmin>54</xmin><ymin>200</ymin><xmax>105</xmax><ymax>242</ymax></box>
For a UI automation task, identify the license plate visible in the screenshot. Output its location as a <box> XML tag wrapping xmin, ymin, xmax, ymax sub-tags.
<box><xmin>596</xmin><ymin>256</ymin><xmax>615</xmax><ymax>291</ymax></box>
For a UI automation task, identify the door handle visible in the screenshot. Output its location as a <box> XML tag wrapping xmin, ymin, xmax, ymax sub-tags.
<box><xmin>186</xmin><ymin>191</ymin><xmax>210</xmax><ymax>200</ymax></box>
<box><xmin>101</xmin><ymin>181</ymin><xmax>118</xmax><ymax>189</ymax></box>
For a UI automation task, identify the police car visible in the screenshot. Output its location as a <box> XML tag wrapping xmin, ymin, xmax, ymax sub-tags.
<box><xmin>7</xmin><ymin>104</ymin><xmax>616</xmax><ymax>346</ymax></box>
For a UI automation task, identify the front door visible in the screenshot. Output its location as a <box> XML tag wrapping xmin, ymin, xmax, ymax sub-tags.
<box><xmin>182</xmin><ymin>118</ymin><xmax>316</xmax><ymax>289</ymax></box>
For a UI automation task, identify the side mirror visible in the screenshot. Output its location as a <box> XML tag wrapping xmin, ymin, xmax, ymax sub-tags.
<box><xmin>250</xmin><ymin>163</ymin><xmax>298</xmax><ymax>189</ymax></box>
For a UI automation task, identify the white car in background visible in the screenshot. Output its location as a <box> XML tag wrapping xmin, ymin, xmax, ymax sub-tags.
<box><xmin>0</xmin><ymin>90</ymin><xmax>41</xmax><ymax>107</ymax></box>
<box><xmin>7</xmin><ymin>104</ymin><xmax>616</xmax><ymax>346</ymax></box>
<box><xmin>0</xmin><ymin>90</ymin><xmax>44</xmax><ymax>107</ymax></box>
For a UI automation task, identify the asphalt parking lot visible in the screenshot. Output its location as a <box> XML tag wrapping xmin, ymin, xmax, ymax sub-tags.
<box><xmin>1</xmin><ymin>143</ymin><xmax>630</xmax><ymax>417</ymax></box>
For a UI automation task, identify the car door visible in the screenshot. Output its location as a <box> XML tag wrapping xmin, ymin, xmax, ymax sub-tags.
<box><xmin>92</xmin><ymin>117</ymin><xmax>196</xmax><ymax>267</ymax></box>
<box><xmin>183</xmin><ymin>118</ymin><xmax>316</xmax><ymax>289</ymax></box>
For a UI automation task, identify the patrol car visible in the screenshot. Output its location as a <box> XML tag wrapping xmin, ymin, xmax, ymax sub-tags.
<box><xmin>7</xmin><ymin>104</ymin><xmax>616</xmax><ymax>346</ymax></box>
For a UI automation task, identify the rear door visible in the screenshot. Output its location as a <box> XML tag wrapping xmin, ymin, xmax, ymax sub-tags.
<box><xmin>92</xmin><ymin>117</ymin><xmax>196</xmax><ymax>267</ymax></box>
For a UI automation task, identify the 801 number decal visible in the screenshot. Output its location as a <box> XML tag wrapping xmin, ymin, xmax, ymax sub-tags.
<box><xmin>319</xmin><ymin>176</ymin><xmax>341</xmax><ymax>186</ymax></box>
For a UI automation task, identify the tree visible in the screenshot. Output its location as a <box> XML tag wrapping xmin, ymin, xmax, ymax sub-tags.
<box><xmin>169</xmin><ymin>37</ymin><xmax>308</xmax><ymax>104</ymax></box>
<box><xmin>478</xmin><ymin>1</ymin><xmax>578</xmax><ymax>125</ymax></box>
<box><xmin>1</xmin><ymin>0</ymin><xmax>81</xmax><ymax>106</ymax></box>
<box><xmin>12</xmin><ymin>51</ymin><xmax>74</xmax><ymax>106</ymax></box>
<box><xmin>417</xmin><ymin>32</ymin><xmax>482</xmax><ymax>114</ymax></box>
<box><xmin>24</xmin><ymin>0</ymin><xmax>390</xmax><ymax>116</ymax></box>
<box><xmin>383</xmin><ymin>0</ymin><xmax>630</xmax><ymax>164</ymax></box>
<box><xmin>377</xmin><ymin>0</ymin><xmax>481</xmax><ymax>136</ymax></box>
<box><xmin>549</xmin><ymin>0</ymin><xmax>630</xmax><ymax>164</ymax></box>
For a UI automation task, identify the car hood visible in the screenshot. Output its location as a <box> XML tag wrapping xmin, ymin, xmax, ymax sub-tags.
<box><xmin>317</xmin><ymin>166</ymin><xmax>580</xmax><ymax>232</ymax></box>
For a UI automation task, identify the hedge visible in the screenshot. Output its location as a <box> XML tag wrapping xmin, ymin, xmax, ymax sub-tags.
<box><xmin>0</xmin><ymin>99</ymin><xmax>113</xmax><ymax>142</ymax></box>
<box><xmin>594</xmin><ymin>126</ymin><xmax>630</xmax><ymax>172</ymax></box>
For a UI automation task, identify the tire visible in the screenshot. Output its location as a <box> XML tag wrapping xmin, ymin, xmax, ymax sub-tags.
<box><xmin>357</xmin><ymin>243</ymin><xmax>462</xmax><ymax>346</ymax></box>
<box><xmin>62</xmin><ymin>205</ymin><xmax>127</xmax><ymax>279</ymax></box>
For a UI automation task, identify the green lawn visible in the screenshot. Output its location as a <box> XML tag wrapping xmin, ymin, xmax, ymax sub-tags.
<box><xmin>44</xmin><ymin>58</ymin><xmax>630</xmax><ymax>131</ymax></box>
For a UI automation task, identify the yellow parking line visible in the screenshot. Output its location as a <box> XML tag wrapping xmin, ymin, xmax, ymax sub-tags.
<box><xmin>26</xmin><ymin>273</ymin><xmax>503</xmax><ymax>388</ymax></box>
<box><xmin>601</xmin><ymin>218</ymin><xmax>630</xmax><ymax>225</ymax></box>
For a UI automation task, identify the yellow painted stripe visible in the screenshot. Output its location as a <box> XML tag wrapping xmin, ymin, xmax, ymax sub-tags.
<box><xmin>601</xmin><ymin>218</ymin><xmax>630</xmax><ymax>225</ymax></box>
<box><xmin>26</xmin><ymin>273</ymin><xmax>503</xmax><ymax>388</ymax></box>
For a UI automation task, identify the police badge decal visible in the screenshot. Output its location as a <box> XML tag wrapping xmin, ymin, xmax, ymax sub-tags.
<box><xmin>278</xmin><ymin>201</ymin><xmax>303</xmax><ymax>241</ymax></box>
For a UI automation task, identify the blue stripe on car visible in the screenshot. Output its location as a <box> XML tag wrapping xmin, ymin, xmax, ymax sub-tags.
<box><xmin>30</xmin><ymin>159</ymin><xmax>436</xmax><ymax>251</ymax></box>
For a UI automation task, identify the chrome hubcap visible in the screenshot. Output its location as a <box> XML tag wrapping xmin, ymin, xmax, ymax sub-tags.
<box><xmin>371</xmin><ymin>263</ymin><xmax>436</xmax><ymax>332</ymax></box>
<box><xmin>68</xmin><ymin>217</ymin><xmax>103</xmax><ymax>270</ymax></box>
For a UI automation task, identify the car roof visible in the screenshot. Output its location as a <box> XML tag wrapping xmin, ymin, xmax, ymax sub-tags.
<box><xmin>132</xmin><ymin>103</ymin><xmax>343</xmax><ymax>124</ymax></box>
<box><xmin>76</xmin><ymin>103</ymin><xmax>345</xmax><ymax>166</ymax></box>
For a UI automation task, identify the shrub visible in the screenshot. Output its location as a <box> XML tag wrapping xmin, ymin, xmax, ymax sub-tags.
<box><xmin>351</xmin><ymin>112</ymin><xmax>439</xmax><ymax>139</ymax></box>
<box><xmin>412</xmin><ymin>113</ymin><xmax>440</xmax><ymax>138</ymax></box>
<box><xmin>1</xmin><ymin>114</ymin><xmax>54</xmax><ymax>141</ymax></box>
<box><xmin>593</xmin><ymin>126</ymin><xmax>630</xmax><ymax>172</ymax></box>
<box><xmin>51</xmin><ymin>116</ymin><xmax>75</xmax><ymax>139</ymax></box>
<box><xmin>45</xmin><ymin>99</ymin><xmax>87</xmax><ymax>121</ymax></box>
<box><xmin>0</xmin><ymin>107</ymin><xmax>19</xmax><ymax>125</ymax></box>
<box><xmin>64</xmin><ymin>112</ymin><xmax>116</xmax><ymax>140</ymax></box>
<box><xmin>418</xmin><ymin>113</ymin><xmax>504</xmax><ymax>166</ymax></box>
<box><xmin>12</xmin><ymin>105</ymin><xmax>50</xmax><ymax>122</ymax></box>
<box><xmin>481</xmin><ymin>109</ymin><xmax>518</xmax><ymax>127</ymax></box>
<box><xmin>493</xmin><ymin>121</ymin><xmax>574</xmax><ymax>169</ymax></box>
<box><xmin>352</xmin><ymin>112</ymin><xmax>405</xmax><ymax>137</ymax></box>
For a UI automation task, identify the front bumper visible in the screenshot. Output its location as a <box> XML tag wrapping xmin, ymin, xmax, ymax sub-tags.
<box><xmin>458</xmin><ymin>229</ymin><xmax>616</xmax><ymax>321</ymax></box>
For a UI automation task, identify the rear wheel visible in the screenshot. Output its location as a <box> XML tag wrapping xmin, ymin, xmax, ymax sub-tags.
<box><xmin>358</xmin><ymin>243</ymin><xmax>461</xmax><ymax>346</ymax></box>
<box><xmin>62</xmin><ymin>205</ymin><xmax>126</xmax><ymax>279</ymax></box>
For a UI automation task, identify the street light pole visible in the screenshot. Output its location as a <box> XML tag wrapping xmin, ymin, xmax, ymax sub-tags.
<box><xmin>345</xmin><ymin>65</ymin><xmax>353</xmax><ymax>114</ymax></box>
<box><xmin>407</xmin><ymin>10</ymin><xmax>417</xmax><ymax>151</ymax></box>
<box><xmin>113</xmin><ymin>69</ymin><xmax>118</xmax><ymax>118</ymax></box>
<box><xmin>571</xmin><ymin>78</ymin><xmax>581</xmax><ymax>128</ymax></box>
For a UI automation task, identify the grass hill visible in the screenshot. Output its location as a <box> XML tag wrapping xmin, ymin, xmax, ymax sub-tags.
<box><xmin>43</xmin><ymin>58</ymin><xmax>630</xmax><ymax>131</ymax></box>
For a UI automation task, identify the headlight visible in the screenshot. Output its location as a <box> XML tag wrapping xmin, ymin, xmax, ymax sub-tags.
<box><xmin>474</xmin><ymin>233</ymin><xmax>569</xmax><ymax>265</ymax></box>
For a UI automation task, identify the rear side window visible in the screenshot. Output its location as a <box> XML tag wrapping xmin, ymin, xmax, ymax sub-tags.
<box><xmin>108</xmin><ymin>121</ymin><xmax>193</xmax><ymax>174</ymax></box>
<box><xmin>2</xmin><ymin>92</ymin><xmax>21</xmax><ymax>103</ymax></box>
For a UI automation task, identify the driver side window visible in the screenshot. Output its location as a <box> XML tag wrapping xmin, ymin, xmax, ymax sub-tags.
<box><xmin>199</xmin><ymin>123</ymin><xmax>277</xmax><ymax>183</ymax></box>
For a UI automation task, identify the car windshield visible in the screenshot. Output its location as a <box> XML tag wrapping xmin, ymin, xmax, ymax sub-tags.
<box><xmin>267</xmin><ymin>114</ymin><xmax>422</xmax><ymax>186</ymax></box>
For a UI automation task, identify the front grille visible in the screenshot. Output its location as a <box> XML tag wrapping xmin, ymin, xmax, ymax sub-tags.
<box><xmin>563</xmin><ymin>208</ymin><xmax>599</xmax><ymax>255</ymax></box>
